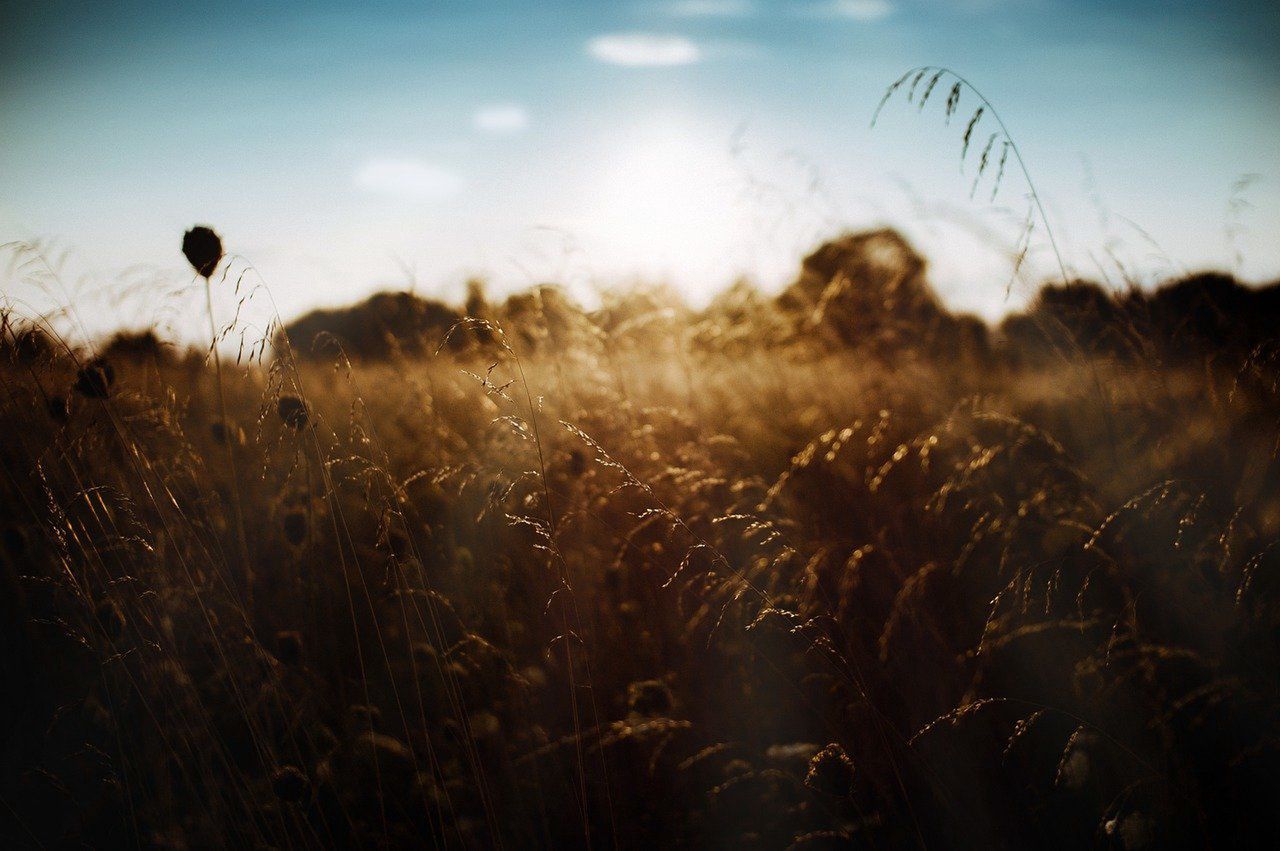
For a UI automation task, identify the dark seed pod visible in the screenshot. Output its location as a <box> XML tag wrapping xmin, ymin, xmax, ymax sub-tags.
<box><xmin>282</xmin><ymin>510</ymin><xmax>308</xmax><ymax>546</ymax></box>
<box><xmin>270</xmin><ymin>765</ymin><xmax>310</xmax><ymax>803</ymax></box>
<box><xmin>46</xmin><ymin>394</ymin><xmax>70</xmax><ymax>422</ymax></box>
<box><xmin>275</xmin><ymin>630</ymin><xmax>304</xmax><ymax>667</ymax></box>
<box><xmin>182</xmin><ymin>226</ymin><xmax>223</xmax><ymax>278</ymax></box>
<box><xmin>567</xmin><ymin>449</ymin><xmax>587</xmax><ymax>477</ymax></box>
<box><xmin>603</xmin><ymin>563</ymin><xmax>622</xmax><ymax>595</ymax></box>
<box><xmin>210</xmin><ymin>420</ymin><xmax>244</xmax><ymax>446</ymax></box>
<box><xmin>277</xmin><ymin>395</ymin><xmax>308</xmax><ymax>429</ymax></box>
<box><xmin>627</xmin><ymin>679</ymin><xmax>674</xmax><ymax>717</ymax></box>
<box><xmin>73</xmin><ymin>358</ymin><xmax>114</xmax><ymax>399</ymax></box>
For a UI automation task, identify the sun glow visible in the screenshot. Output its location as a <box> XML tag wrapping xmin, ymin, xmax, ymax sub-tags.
<box><xmin>564</xmin><ymin>116</ymin><xmax>749</xmax><ymax>301</ymax></box>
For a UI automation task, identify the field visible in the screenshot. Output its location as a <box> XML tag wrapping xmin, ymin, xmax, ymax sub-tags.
<box><xmin>2</xmin><ymin>228</ymin><xmax>1279</xmax><ymax>848</ymax></box>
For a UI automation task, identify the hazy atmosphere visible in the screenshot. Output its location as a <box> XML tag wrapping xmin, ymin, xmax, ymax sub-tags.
<box><xmin>3</xmin><ymin>2</ymin><xmax>1280</xmax><ymax>849</ymax></box>
<box><xmin>3</xmin><ymin>0</ymin><xmax>1278</xmax><ymax>332</ymax></box>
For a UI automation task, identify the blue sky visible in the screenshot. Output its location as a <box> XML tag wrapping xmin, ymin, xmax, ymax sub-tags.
<box><xmin>2</xmin><ymin>0</ymin><xmax>1277</xmax><ymax>337</ymax></box>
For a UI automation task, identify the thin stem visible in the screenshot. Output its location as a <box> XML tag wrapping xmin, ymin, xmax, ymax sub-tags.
<box><xmin>205</xmin><ymin>276</ymin><xmax>253</xmax><ymax>614</ymax></box>
<box><xmin>514</xmin><ymin>355</ymin><xmax>556</xmax><ymax>536</ymax></box>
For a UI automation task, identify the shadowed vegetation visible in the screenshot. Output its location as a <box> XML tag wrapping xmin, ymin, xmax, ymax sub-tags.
<box><xmin>2</xmin><ymin>229</ymin><xmax>1279</xmax><ymax>848</ymax></box>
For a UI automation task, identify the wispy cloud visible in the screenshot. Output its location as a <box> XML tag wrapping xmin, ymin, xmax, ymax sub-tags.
<box><xmin>587</xmin><ymin>33</ymin><xmax>703</xmax><ymax>67</ymax></box>
<box><xmin>661</xmin><ymin>0</ymin><xmax>757</xmax><ymax>17</ymax></box>
<box><xmin>353</xmin><ymin>159</ymin><xmax>463</xmax><ymax>201</ymax></box>
<box><xmin>815</xmin><ymin>0</ymin><xmax>896</xmax><ymax>20</ymax></box>
<box><xmin>473</xmin><ymin>104</ymin><xmax>529</xmax><ymax>134</ymax></box>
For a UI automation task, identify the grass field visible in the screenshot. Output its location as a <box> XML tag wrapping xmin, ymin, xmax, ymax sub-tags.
<box><xmin>2</xmin><ymin>228</ymin><xmax>1279</xmax><ymax>848</ymax></box>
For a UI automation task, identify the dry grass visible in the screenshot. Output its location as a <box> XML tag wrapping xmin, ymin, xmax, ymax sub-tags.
<box><xmin>1</xmin><ymin>228</ymin><xmax>1279</xmax><ymax>849</ymax></box>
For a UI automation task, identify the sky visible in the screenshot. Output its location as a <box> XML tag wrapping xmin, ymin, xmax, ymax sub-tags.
<box><xmin>1</xmin><ymin>0</ymin><xmax>1278</xmax><ymax>341</ymax></box>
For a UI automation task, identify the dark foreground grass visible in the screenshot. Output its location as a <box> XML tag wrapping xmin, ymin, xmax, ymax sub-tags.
<box><xmin>2</xmin><ymin>231</ymin><xmax>1279</xmax><ymax>849</ymax></box>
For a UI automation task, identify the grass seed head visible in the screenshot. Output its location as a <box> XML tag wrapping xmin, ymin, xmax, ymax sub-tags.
<box><xmin>348</xmin><ymin>703</ymin><xmax>382</xmax><ymax>731</ymax></box>
<box><xmin>805</xmin><ymin>743</ymin><xmax>855</xmax><ymax>797</ymax></box>
<box><xmin>568</xmin><ymin>448</ymin><xmax>587</xmax><ymax>477</ymax></box>
<box><xmin>95</xmin><ymin>599</ymin><xmax>126</xmax><ymax>639</ymax></box>
<box><xmin>277</xmin><ymin>395</ymin><xmax>308</xmax><ymax>429</ymax></box>
<box><xmin>210</xmin><ymin>420</ymin><xmax>245</xmax><ymax>446</ymax></box>
<box><xmin>13</xmin><ymin>328</ymin><xmax>54</xmax><ymax>364</ymax></box>
<box><xmin>627</xmin><ymin>679</ymin><xmax>674</xmax><ymax>716</ymax></box>
<box><xmin>789</xmin><ymin>830</ymin><xmax>855</xmax><ymax>850</ymax></box>
<box><xmin>73</xmin><ymin>358</ymin><xmax>114</xmax><ymax>399</ymax></box>
<box><xmin>46</xmin><ymin>394</ymin><xmax>70</xmax><ymax>421</ymax></box>
<box><xmin>270</xmin><ymin>765</ymin><xmax>310</xmax><ymax>803</ymax></box>
<box><xmin>275</xmin><ymin>630</ymin><xmax>304</xmax><ymax>666</ymax></box>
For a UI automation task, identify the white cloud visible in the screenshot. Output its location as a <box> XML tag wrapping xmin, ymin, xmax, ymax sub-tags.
<box><xmin>474</xmin><ymin>104</ymin><xmax>529</xmax><ymax>134</ymax></box>
<box><xmin>353</xmin><ymin>159</ymin><xmax>463</xmax><ymax>201</ymax></box>
<box><xmin>821</xmin><ymin>0</ymin><xmax>896</xmax><ymax>20</ymax></box>
<box><xmin>662</xmin><ymin>0</ymin><xmax>756</xmax><ymax>16</ymax></box>
<box><xmin>587</xmin><ymin>33</ymin><xmax>702</xmax><ymax>67</ymax></box>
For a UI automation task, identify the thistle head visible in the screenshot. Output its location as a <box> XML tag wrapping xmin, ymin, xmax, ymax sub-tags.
<box><xmin>182</xmin><ymin>225</ymin><xmax>223</xmax><ymax>279</ymax></box>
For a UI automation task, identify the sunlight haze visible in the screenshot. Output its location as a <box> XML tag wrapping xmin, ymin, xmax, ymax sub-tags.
<box><xmin>2</xmin><ymin>0</ymin><xmax>1277</xmax><ymax>338</ymax></box>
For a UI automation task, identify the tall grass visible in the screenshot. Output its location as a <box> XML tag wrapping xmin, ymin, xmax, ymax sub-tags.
<box><xmin>1</xmin><ymin>219</ymin><xmax>1278</xmax><ymax>850</ymax></box>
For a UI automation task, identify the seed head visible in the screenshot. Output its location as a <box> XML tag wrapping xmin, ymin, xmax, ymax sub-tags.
<box><xmin>46</xmin><ymin>395</ymin><xmax>70</xmax><ymax>422</ymax></box>
<box><xmin>13</xmin><ymin>328</ymin><xmax>52</xmax><ymax>364</ymax></box>
<box><xmin>805</xmin><ymin>743</ymin><xmax>855</xmax><ymax>797</ymax></box>
<box><xmin>277</xmin><ymin>395</ymin><xmax>308</xmax><ymax>429</ymax></box>
<box><xmin>73</xmin><ymin>358</ymin><xmax>114</xmax><ymax>399</ymax></box>
<box><xmin>270</xmin><ymin>765</ymin><xmax>310</xmax><ymax>803</ymax></box>
<box><xmin>210</xmin><ymin>420</ymin><xmax>245</xmax><ymax>446</ymax></box>
<box><xmin>789</xmin><ymin>830</ymin><xmax>854</xmax><ymax>850</ymax></box>
<box><xmin>468</xmin><ymin>710</ymin><xmax>501</xmax><ymax>740</ymax></box>
<box><xmin>282</xmin><ymin>510</ymin><xmax>308</xmax><ymax>546</ymax></box>
<box><xmin>348</xmin><ymin>703</ymin><xmax>382</xmax><ymax>731</ymax></box>
<box><xmin>95</xmin><ymin>599</ymin><xmax>127</xmax><ymax>639</ymax></box>
<box><xmin>411</xmin><ymin>642</ymin><xmax>438</xmax><ymax>666</ymax></box>
<box><xmin>182</xmin><ymin>226</ymin><xmax>223</xmax><ymax>279</ymax></box>
<box><xmin>275</xmin><ymin>630</ymin><xmax>304</xmax><ymax>667</ymax></box>
<box><xmin>627</xmin><ymin>679</ymin><xmax>674</xmax><ymax>717</ymax></box>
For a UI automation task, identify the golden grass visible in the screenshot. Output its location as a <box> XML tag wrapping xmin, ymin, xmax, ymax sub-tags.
<box><xmin>1</xmin><ymin>232</ymin><xmax>1278</xmax><ymax>848</ymax></box>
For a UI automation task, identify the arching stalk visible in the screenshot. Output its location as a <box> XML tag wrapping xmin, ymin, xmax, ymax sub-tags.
<box><xmin>873</xmin><ymin>65</ymin><xmax>1070</xmax><ymax>288</ymax></box>
<box><xmin>873</xmin><ymin>65</ymin><xmax>1119</xmax><ymax>463</ymax></box>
